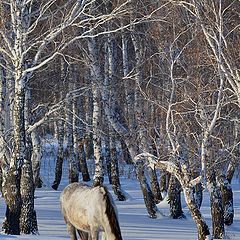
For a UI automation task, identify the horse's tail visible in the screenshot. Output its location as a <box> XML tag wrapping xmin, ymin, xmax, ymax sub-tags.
<box><xmin>103</xmin><ymin>186</ymin><xmax>123</xmax><ymax>240</ymax></box>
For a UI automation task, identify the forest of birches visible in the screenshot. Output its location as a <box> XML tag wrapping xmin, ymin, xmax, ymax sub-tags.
<box><xmin>0</xmin><ymin>1</ymin><xmax>239</xmax><ymax>240</ymax></box>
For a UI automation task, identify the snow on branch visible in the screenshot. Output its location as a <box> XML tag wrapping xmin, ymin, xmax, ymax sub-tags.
<box><xmin>133</xmin><ymin>153</ymin><xmax>203</xmax><ymax>188</ymax></box>
<box><xmin>133</xmin><ymin>153</ymin><xmax>184</xmax><ymax>184</ymax></box>
<box><xmin>189</xmin><ymin>176</ymin><xmax>202</xmax><ymax>188</ymax></box>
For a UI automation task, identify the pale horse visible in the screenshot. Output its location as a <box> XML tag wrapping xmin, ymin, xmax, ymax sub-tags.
<box><xmin>60</xmin><ymin>182</ymin><xmax>123</xmax><ymax>240</ymax></box>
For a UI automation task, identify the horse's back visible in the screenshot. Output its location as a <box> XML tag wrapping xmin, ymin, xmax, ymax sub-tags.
<box><xmin>60</xmin><ymin>183</ymin><xmax>107</xmax><ymax>231</ymax></box>
<box><xmin>60</xmin><ymin>182</ymin><xmax>107</xmax><ymax>208</ymax></box>
<box><xmin>60</xmin><ymin>182</ymin><xmax>89</xmax><ymax>201</ymax></box>
<box><xmin>61</xmin><ymin>183</ymin><xmax>123</xmax><ymax>240</ymax></box>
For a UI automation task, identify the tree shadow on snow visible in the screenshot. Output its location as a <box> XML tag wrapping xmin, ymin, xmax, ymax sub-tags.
<box><xmin>0</xmin><ymin>235</ymin><xmax>17</xmax><ymax>239</ymax></box>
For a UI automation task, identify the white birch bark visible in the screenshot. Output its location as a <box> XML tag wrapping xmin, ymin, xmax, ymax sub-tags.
<box><xmin>84</xmin><ymin>72</ymin><xmax>94</xmax><ymax>162</ymax></box>
<box><xmin>99</xmin><ymin>33</ymin><xmax>159</xmax><ymax>217</ymax></box>
<box><xmin>102</xmin><ymin>115</ymin><xmax>112</xmax><ymax>183</ymax></box>
<box><xmin>0</xmin><ymin>60</ymin><xmax>5</xmax><ymax>137</ymax></box>
<box><xmin>52</xmin><ymin>115</ymin><xmax>65</xmax><ymax>190</ymax></box>
<box><xmin>106</xmin><ymin>36</ymin><xmax>126</xmax><ymax>200</ymax></box>
<box><xmin>87</xmin><ymin>37</ymin><xmax>104</xmax><ymax>186</ymax></box>
<box><xmin>20</xmin><ymin>85</ymin><xmax>38</xmax><ymax>234</ymax></box>
<box><xmin>52</xmin><ymin>64</ymin><xmax>65</xmax><ymax>190</ymax></box>
<box><xmin>5</xmin><ymin>70</ymin><xmax>14</xmax><ymax>138</ymax></box>
<box><xmin>72</xmin><ymin>70</ymin><xmax>90</xmax><ymax>182</ymax></box>
<box><xmin>65</xmin><ymin>83</ymin><xmax>79</xmax><ymax>183</ymax></box>
<box><xmin>31</xmin><ymin>131</ymin><xmax>42</xmax><ymax>189</ymax></box>
<box><xmin>0</xmin><ymin>58</ymin><xmax>6</xmax><ymax>194</ymax></box>
<box><xmin>0</xmin><ymin>0</ymin><xmax>155</xmax><ymax>234</ymax></box>
<box><xmin>131</xmin><ymin>32</ymin><xmax>162</xmax><ymax>208</ymax></box>
<box><xmin>0</xmin><ymin>2</ymin><xmax>33</xmax><ymax>234</ymax></box>
<box><xmin>92</xmin><ymin>79</ymin><xmax>104</xmax><ymax>186</ymax></box>
<box><xmin>122</xmin><ymin>32</ymin><xmax>136</xmax><ymax>131</ymax></box>
<box><xmin>101</xmin><ymin>76</ymin><xmax>160</xmax><ymax>216</ymax></box>
<box><xmin>195</xmin><ymin>2</ymin><xmax>225</xmax><ymax>237</ymax></box>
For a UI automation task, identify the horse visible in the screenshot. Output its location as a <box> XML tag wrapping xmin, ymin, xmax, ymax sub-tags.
<box><xmin>60</xmin><ymin>182</ymin><xmax>123</xmax><ymax>240</ymax></box>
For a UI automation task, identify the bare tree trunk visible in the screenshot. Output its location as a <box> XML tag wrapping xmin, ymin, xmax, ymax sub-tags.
<box><xmin>121</xmin><ymin>140</ymin><xmax>132</xmax><ymax>164</ymax></box>
<box><xmin>92</xmin><ymin>80</ymin><xmax>104</xmax><ymax>186</ymax></box>
<box><xmin>2</xmin><ymin>73</ymin><xmax>36</xmax><ymax>234</ymax></box>
<box><xmin>72</xmin><ymin>71</ymin><xmax>90</xmax><ymax>182</ymax></box>
<box><xmin>183</xmin><ymin>187</ymin><xmax>210</xmax><ymax>240</ymax></box>
<box><xmin>20</xmin><ymin>158</ymin><xmax>37</xmax><ymax>234</ymax></box>
<box><xmin>168</xmin><ymin>175</ymin><xmax>184</xmax><ymax>219</ymax></box>
<box><xmin>218</xmin><ymin>123</ymin><xmax>239</xmax><ymax>226</ymax></box>
<box><xmin>147</xmin><ymin>104</ymin><xmax>162</xmax><ymax>203</ymax></box>
<box><xmin>66</xmin><ymin>91</ymin><xmax>79</xmax><ymax>183</ymax></box>
<box><xmin>209</xmin><ymin>180</ymin><xmax>224</xmax><ymax>239</ymax></box>
<box><xmin>102</xmin><ymin>117</ymin><xmax>112</xmax><ymax>184</ymax></box>
<box><xmin>160</xmin><ymin>171</ymin><xmax>169</xmax><ymax>197</ymax></box>
<box><xmin>20</xmin><ymin>85</ymin><xmax>38</xmax><ymax>234</ymax></box>
<box><xmin>31</xmin><ymin>131</ymin><xmax>42</xmax><ymax>189</ymax></box>
<box><xmin>194</xmin><ymin>182</ymin><xmax>203</xmax><ymax>210</ymax></box>
<box><xmin>0</xmin><ymin>57</ymin><xmax>5</xmax><ymax>137</ymax></box>
<box><xmin>218</xmin><ymin>174</ymin><xmax>233</xmax><ymax>226</ymax></box>
<box><xmin>16</xmin><ymin>80</ymin><xmax>37</xmax><ymax>234</ymax></box>
<box><xmin>52</xmin><ymin>117</ymin><xmax>64</xmax><ymax>190</ymax></box>
<box><xmin>5</xmin><ymin>70</ymin><xmax>14</xmax><ymax>142</ymax></box>
<box><xmin>85</xmin><ymin>73</ymin><xmax>94</xmax><ymax>162</ymax></box>
<box><xmin>122</xmin><ymin>31</ymin><xmax>136</xmax><ymax>132</ymax></box>
<box><xmin>109</xmin><ymin>127</ymin><xmax>126</xmax><ymax>201</ymax></box>
<box><xmin>2</xmin><ymin>168</ymin><xmax>21</xmax><ymax>235</ymax></box>
<box><xmin>100</xmin><ymin>42</ymin><xmax>159</xmax><ymax>218</ymax></box>
<box><xmin>0</xmin><ymin>57</ymin><xmax>7</xmax><ymax>196</ymax></box>
<box><xmin>105</xmin><ymin>35</ymin><xmax>126</xmax><ymax>199</ymax></box>
<box><xmin>147</xmin><ymin>167</ymin><xmax>162</xmax><ymax>204</ymax></box>
<box><xmin>132</xmin><ymin>32</ymin><xmax>161</xmax><ymax>211</ymax></box>
<box><xmin>0</xmin><ymin>61</ymin><xmax>21</xmax><ymax>235</ymax></box>
<box><xmin>0</xmin><ymin>82</ymin><xmax>22</xmax><ymax>238</ymax></box>
<box><xmin>189</xmin><ymin>159</ymin><xmax>203</xmax><ymax>209</ymax></box>
<box><xmin>74</xmin><ymin>100</ymin><xmax>91</xmax><ymax>182</ymax></box>
<box><xmin>206</xmin><ymin>146</ymin><xmax>224</xmax><ymax>239</ymax></box>
<box><xmin>121</xmin><ymin>28</ymin><xmax>133</xmax><ymax>165</ymax></box>
<box><xmin>226</xmin><ymin>162</ymin><xmax>235</xmax><ymax>184</ymax></box>
<box><xmin>135</xmin><ymin>162</ymin><xmax>159</xmax><ymax>218</ymax></box>
<box><xmin>88</xmin><ymin>38</ymin><xmax>104</xmax><ymax>187</ymax></box>
<box><xmin>52</xmin><ymin>62</ymin><xmax>66</xmax><ymax>190</ymax></box>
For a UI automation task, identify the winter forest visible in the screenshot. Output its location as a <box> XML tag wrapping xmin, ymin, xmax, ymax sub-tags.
<box><xmin>0</xmin><ymin>0</ymin><xmax>239</xmax><ymax>240</ymax></box>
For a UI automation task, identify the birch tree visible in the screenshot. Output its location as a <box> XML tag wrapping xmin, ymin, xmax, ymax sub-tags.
<box><xmin>52</xmin><ymin>61</ymin><xmax>66</xmax><ymax>190</ymax></box>
<box><xmin>190</xmin><ymin>0</ymin><xmax>240</xmax><ymax>107</ymax></box>
<box><xmin>87</xmin><ymin>36</ymin><xmax>104</xmax><ymax>187</ymax></box>
<box><xmin>0</xmin><ymin>0</ymin><xmax>134</xmax><ymax>234</ymax></box>
<box><xmin>105</xmin><ymin>34</ymin><xmax>127</xmax><ymax>200</ymax></box>
<box><xmin>170</xmin><ymin>0</ymin><xmax>239</xmax><ymax>236</ymax></box>
<box><xmin>66</xmin><ymin>84</ymin><xmax>79</xmax><ymax>183</ymax></box>
<box><xmin>73</xmin><ymin>78</ymin><xmax>91</xmax><ymax>182</ymax></box>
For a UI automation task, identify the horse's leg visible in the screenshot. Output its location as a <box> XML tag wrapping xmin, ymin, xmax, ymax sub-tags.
<box><xmin>66</xmin><ymin>221</ymin><xmax>78</xmax><ymax>240</ymax></box>
<box><xmin>77</xmin><ymin>229</ymin><xmax>89</xmax><ymax>240</ymax></box>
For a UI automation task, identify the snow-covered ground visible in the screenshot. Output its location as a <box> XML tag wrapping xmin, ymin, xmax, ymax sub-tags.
<box><xmin>0</xmin><ymin>145</ymin><xmax>240</xmax><ymax>239</ymax></box>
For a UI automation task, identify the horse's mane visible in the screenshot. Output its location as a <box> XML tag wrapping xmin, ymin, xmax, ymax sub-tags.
<box><xmin>103</xmin><ymin>186</ymin><xmax>123</xmax><ymax>240</ymax></box>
